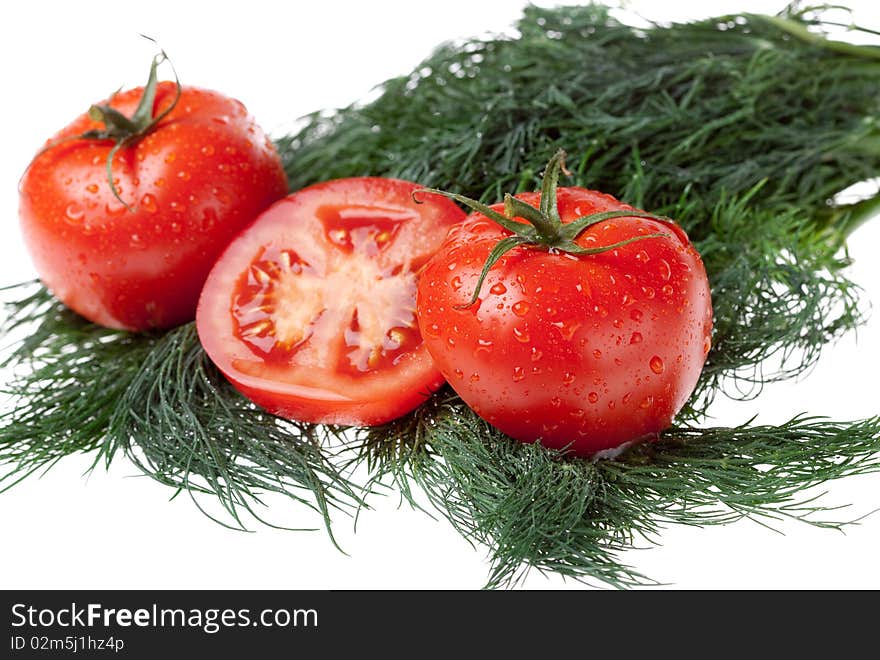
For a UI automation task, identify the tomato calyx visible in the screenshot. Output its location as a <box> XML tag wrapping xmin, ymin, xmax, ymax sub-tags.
<box><xmin>415</xmin><ymin>150</ymin><xmax>670</xmax><ymax>307</ymax></box>
<box><xmin>38</xmin><ymin>39</ymin><xmax>181</xmax><ymax>211</ymax></box>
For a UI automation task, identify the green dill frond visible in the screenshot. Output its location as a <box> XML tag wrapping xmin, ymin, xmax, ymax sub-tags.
<box><xmin>0</xmin><ymin>282</ymin><xmax>362</xmax><ymax>539</ymax></box>
<box><xmin>278</xmin><ymin>4</ymin><xmax>880</xmax><ymax>406</ymax></box>
<box><xmin>4</xmin><ymin>4</ymin><xmax>880</xmax><ymax>589</ymax></box>
<box><xmin>360</xmin><ymin>396</ymin><xmax>880</xmax><ymax>589</ymax></box>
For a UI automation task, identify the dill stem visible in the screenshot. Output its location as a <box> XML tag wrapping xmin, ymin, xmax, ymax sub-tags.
<box><xmin>753</xmin><ymin>14</ymin><xmax>880</xmax><ymax>60</ymax></box>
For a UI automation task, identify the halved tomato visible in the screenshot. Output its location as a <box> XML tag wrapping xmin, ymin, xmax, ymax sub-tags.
<box><xmin>196</xmin><ymin>177</ymin><xmax>465</xmax><ymax>426</ymax></box>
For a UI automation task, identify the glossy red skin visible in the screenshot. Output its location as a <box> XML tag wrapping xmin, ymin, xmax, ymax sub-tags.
<box><xmin>19</xmin><ymin>81</ymin><xmax>288</xmax><ymax>330</ymax></box>
<box><xmin>417</xmin><ymin>188</ymin><xmax>713</xmax><ymax>455</ymax></box>
<box><xmin>197</xmin><ymin>177</ymin><xmax>465</xmax><ymax>426</ymax></box>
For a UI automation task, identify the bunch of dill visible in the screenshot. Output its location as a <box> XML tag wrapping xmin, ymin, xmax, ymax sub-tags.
<box><xmin>3</xmin><ymin>3</ymin><xmax>880</xmax><ymax>587</ymax></box>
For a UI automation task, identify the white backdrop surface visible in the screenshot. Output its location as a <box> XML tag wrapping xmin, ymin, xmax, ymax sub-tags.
<box><xmin>1</xmin><ymin>0</ymin><xmax>879</xmax><ymax>589</ymax></box>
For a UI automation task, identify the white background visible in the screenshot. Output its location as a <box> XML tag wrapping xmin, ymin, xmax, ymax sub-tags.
<box><xmin>1</xmin><ymin>0</ymin><xmax>879</xmax><ymax>590</ymax></box>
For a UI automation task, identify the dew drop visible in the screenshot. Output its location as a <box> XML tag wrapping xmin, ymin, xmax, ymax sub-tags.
<box><xmin>446</xmin><ymin>336</ymin><xmax>456</xmax><ymax>348</ymax></box>
<box><xmin>451</xmin><ymin>276</ymin><xmax>463</xmax><ymax>291</ymax></box>
<box><xmin>704</xmin><ymin>335</ymin><xmax>712</xmax><ymax>355</ymax></box>
<box><xmin>454</xmin><ymin>368</ymin><xmax>464</xmax><ymax>379</ymax></box>
<box><xmin>164</xmin><ymin>152</ymin><xmax>176</xmax><ymax>164</ymax></box>
<box><xmin>447</xmin><ymin>262</ymin><xmax>457</xmax><ymax>271</ymax></box>
<box><xmin>642</xmin><ymin>286</ymin><xmax>655</xmax><ymax>299</ymax></box>
<box><xmin>661</xmin><ymin>284</ymin><xmax>674</xmax><ymax>296</ymax></box>
<box><xmin>593</xmin><ymin>349</ymin><xmax>602</xmax><ymax>360</ymax></box>
<box><xmin>490</xmin><ymin>282</ymin><xmax>507</xmax><ymax>295</ymax></box>
<box><xmin>550</xmin><ymin>397</ymin><xmax>562</xmax><ymax>408</ymax></box>
<box><xmin>635</xmin><ymin>250</ymin><xmax>650</xmax><ymax>263</ymax></box>
<box><xmin>513</xmin><ymin>366</ymin><xmax>525</xmax><ymax>382</ymax></box>
<box><xmin>476</xmin><ymin>338</ymin><xmax>493</xmax><ymax>354</ymax></box>
<box><xmin>562</xmin><ymin>371</ymin><xmax>576</xmax><ymax>385</ymax></box>
<box><xmin>607</xmin><ymin>400</ymin><xmax>616</xmax><ymax>410</ymax></box>
<box><xmin>177</xmin><ymin>170</ymin><xmax>191</xmax><ymax>181</ymax></box>
<box><xmin>614</xmin><ymin>357</ymin><xmax>623</xmax><ymax>366</ymax></box>
<box><xmin>470</xmin><ymin>373</ymin><xmax>480</xmax><ymax>383</ymax></box>
<box><xmin>530</xmin><ymin>346</ymin><xmax>543</xmax><ymax>362</ymax></box>
<box><xmin>630</xmin><ymin>332</ymin><xmax>643</xmax><ymax>344</ymax></box>
<box><xmin>64</xmin><ymin>202</ymin><xmax>84</xmax><ymax>222</ymax></box>
<box><xmin>155</xmin><ymin>177</ymin><xmax>165</xmax><ymax>187</ymax></box>
<box><xmin>201</xmin><ymin>144</ymin><xmax>215</xmax><ymax>156</ymax></box>
<box><xmin>425</xmin><ymin>323</ymin><xmax>441</xmax><ymax>338</ymax></box>
<box><xmin>623</xmin><ymin>392</ymin><xmax>632</xmax><ymax>404</ymax></box>
<box><xmin>630</xmin><ymin>308</ymin><xmax>643</xmax><ymax>322</ymax></box>
<box><xmin>639</xmin><ymin>395</ymin><xmax>654</xmax><ymax>409</ymax></box>
<box><xmin>613</xmin><ymin>318</ymin><xmax>623</xmax><ymax>329</ymax></box>
<box><xmin>588</xmin><ymin>392</ymin><xmax>599</xmax><ymax>404</ymax></box>
<box><xmin>171</xmin><ymin>222</ymin><xmax>182</xmax><ymax>234</ymax></box>
<box><xmin>512</xmin><ymin>326</ymin><xmax>530</xmax><ymax>343</ymax></box>
<box><xmin>85</xmin><ymin>183</ymin><xmax>99</xmax><ymax>194</ymax></box>
<box><xmin>658</xmin><ymin>258</ymin><xmax>672</xmax><ymax>281</ymax></box>
<box><xmin>649</xmin><ymin>355</ymin><xmax>665</xmax><ymax>374</ymax></box>
<box><xmin>512</xmin><ymin>301</ymin><xmax>530</xmax><ymax>317</ymax></box>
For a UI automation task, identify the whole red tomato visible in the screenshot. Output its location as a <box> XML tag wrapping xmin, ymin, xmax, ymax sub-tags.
<box><xmin>19</xmin><ymin>58</ymin><xmax>287</xmax><ymax>331</ymax></box>
<box><xmin>197</xmin><ymin>177</ymin><xmax>465</xmax><ymax>426</ymax></box>
<box><xmin>416</xmin><ymin>153</ymin><xmax>713</xmax><ymax>455</ymax></box>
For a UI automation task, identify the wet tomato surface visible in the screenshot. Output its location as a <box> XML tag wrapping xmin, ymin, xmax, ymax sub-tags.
<box><xmin>19</xmin><ymin>81</ymin><xmax>287</xmax><ymax>330</ymax></box>
<box><xmin>197</xmin><ymin>177</ymin><xmax>465</xmax><ymax>426</ymax></box>
<box><xmin>416</xmin><ymin>187</ymin><xmax>713</xmax><ymax>455</ymax></box>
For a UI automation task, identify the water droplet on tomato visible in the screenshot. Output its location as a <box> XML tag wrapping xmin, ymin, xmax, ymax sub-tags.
<box><xmin>650</xmin><ymin>355</ymin><xmax>665</xmax><ymax>374</ymax></box>
<box><xmin>661</xmin><ymin>284</ymin><xmax>674</xmax><ymax>296</ymax></box>
<box><xmin>562</xmin><ymin>371</ymin><xmax>576</xmax><ymax>385</ymax></box>
<box><xmin>608</xmin><ymin>400</ymin><xmax>616</xmax><ymax>410</ymax></box>
<box><xmin>85</xmin><ymin>183</ymin><xmax>99</xmax><ymax>194</ymax></box>
<box><xmin>550</xmin><ymin>397</ymin><xmax>561</xmax><ymax>408</ymax></box>
<box><xmin>530</xmin><ymin>346</ymin><xmax>543</xmax><ymax>362</ymax></box>
<box><xmin>155</xmin><ymin>177</ymin><xmax>165</xmax><ymax>188</ymax></box>
<box><xmin>512</xmin><ymin>301</ymin><xmax>530</xmax><ymax>317</ymax></box>
<box><xmin>99</xmin><ymin>200</ymin><xmax>121</xmax><ymax>217</ymax></box>
<box><xmin>704</xmin><ymin>335</ymin><xmax>712</xmax><ymax>354</ymax></box>
<box><xmin>622</xmin><ymin>392</ymin><xmax>632</xmax><ymax>404</ymax></box>
<box><xmin>630</xmin><ymin>308</ymin><xmax>643</xmax><ymax>322</ymax></box>
<box><xmin>630</xmin><ymin>332</ymin><xmax>643</xmax><ymax>344</ymax></box>
<box><xmin>171</xmin><ymin>222</ymin><xmax>182</xmax><ymax>233</ymax></box>
<box><xmin>593</xmin><ymin>349</ymin><xmax>602</xmax><ymax>359</ymax></box>
<box><xmin>177</xmin><ymin>170</ymin><xmax>191</xmax><ymax>181</ymax></box>
<box><xmin>635</xmin><ymin>250</ymin><xmax>650</xmax><ymax>263</ymax></box>
<box><xmin>64</xmin><ymin>202</ymin><xmax>84</xmax><ymax>222</ymax></box>
<box><xmin>141</xmin><ymin>193</ymin><xmax>159</xmax><ymax>213</ymax></box>
<box><xmin>658</xmin><ymin>258</ymin><xmax>672</xmax><ymax>281</ymax></box>
<box><xmin>446</xmin><ymin>336</ymin><xmax>456</xmax><ymax>348</ymax></box>
<box><xmin>450</xmin><ymin>276</ymin><xmax>463</xmax><ymax>291</ymax></box>
<box><xmin>201</xmin><ymin>144</ymin><xmax>215</xmax><ymax>156</ymax></box>
<box><xmin>129</xmin><ymin>233</ymin><xmax>144</xmax><ymax>248</ymax></box>
<box><xmin>613</xmin><ymin>318</ymin><xmax>623</xmax><ymax>329</ymax></box>
<box><xmin>588</xmin><ymin>391</ymin><xmax>599</xmax><ymax>403</ymax></box>
<box><xmin>490</xmin><ymin>282</ymin><xmax>507</xmax><ymax>295</ymax></box>
<box><xmin>425</xmin><ymin>323</ymin><xmax>441</xmax><ymax>338</ymax></box>
<box><xmin>512</xmin><ymin>326</ymin><xmax>530</xmax><ymax>343</ymax></box>
<box><xmin>470</xmin><ymin>373</ymin><xmax>480</xmax><ymax>383</ymax></box>
<box><xmin>614</xmin><ymin>357</ymin><xmax>623</xmax><ymax>366</ymax></box>
<box><xmin>640</xmin><ymin>395</ymin><xmax>654</xmax><ymax>409</ymax></box>
<box><xmin>454</xmin><ymin>368</ymin><xmax>464</xmax><ymax>379</ymax></box>
<box><xmin>513</xmin><ymin>366</ymin><xmax>525</xmax><ymax>382</ymax></box>
<box><xmin>642</xmin><ymin>286</ymin><xmax>655</xmax><ymax>299</ymax></box>
<box><xmin>447</xmin><ymin>262</ymin><xmax>457</xmax><ymax>271</ymax></box>
<box><xmin>475</xmin><ymin>338</ymin><xmax>493</xmax><ymax>354</ymax></box>
<box><xmin>164</xmin><ymin>152</ymin><xmax>176</xmax><ymax>164</ymax></box>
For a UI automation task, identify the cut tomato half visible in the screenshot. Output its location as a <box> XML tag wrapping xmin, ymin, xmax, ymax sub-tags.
<box><xmin>197</xmin><ymin>177</ymin><xmax>465</xmax><ymax>426</ymax></box>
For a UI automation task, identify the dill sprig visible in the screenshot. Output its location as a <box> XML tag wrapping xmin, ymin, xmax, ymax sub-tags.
<box><xmin>3</xmin><ymin>4</ymin><xmax>880</xmax><ymax>588</ymax></box>
<box><xmin>360</xmin><ymin>392</ymin><xmax>880</xmax><ymax>589</ymax></box>
<box><xmin>0</xmin><ymin>282</ymin><xmax>361</xmax><ymax>538</ymax></box>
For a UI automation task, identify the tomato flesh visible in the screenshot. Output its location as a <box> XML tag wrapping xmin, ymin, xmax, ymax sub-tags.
<box><xmin>197</xmin><ymin>177</ymin><xmax>465</xmax><ymax>426</ymax></box>
<box><xmin>417</xmin><ymin>188</ymin><xmax>713</xmax><ymax>455</ymax></box>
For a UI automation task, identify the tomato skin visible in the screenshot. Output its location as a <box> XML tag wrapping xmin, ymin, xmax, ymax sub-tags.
<box><xmin>197</xmin><ymin>177</ymin><xmax>465</xmax><ymax>426</ymax></box>
<box><xmin>19</xmin><ymin>81</ymin><xmax>288</xmax><ymax>330</ymax></box>
<box><xmin>416</xmin><ymin>188</ymin><xmax>713</xmax><ymax>455</ymax></box>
